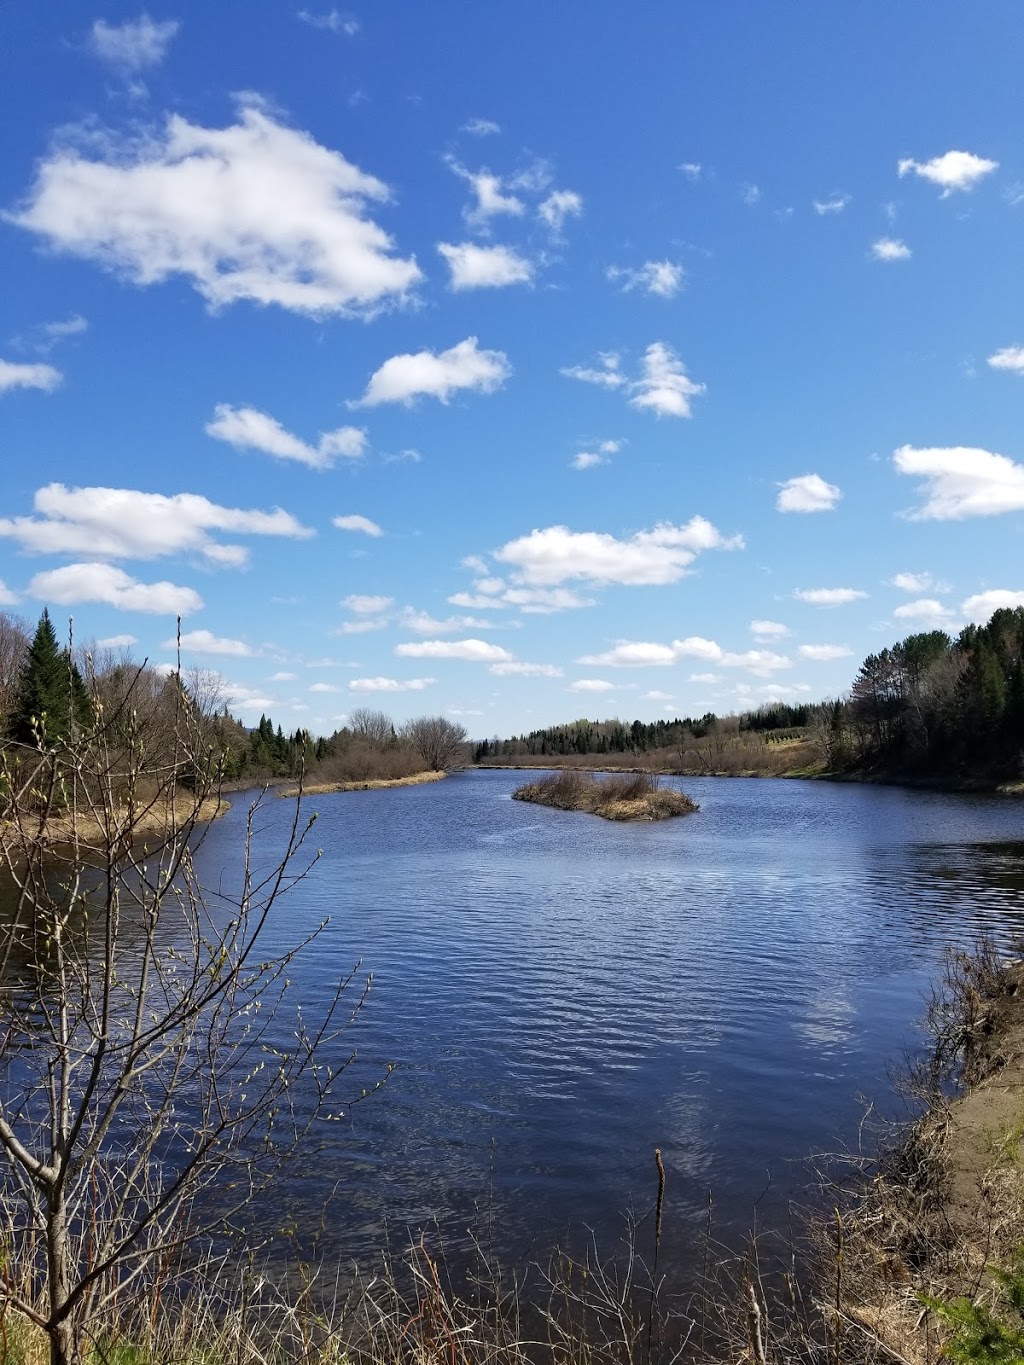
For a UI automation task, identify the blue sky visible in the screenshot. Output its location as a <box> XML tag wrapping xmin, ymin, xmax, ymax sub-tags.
<box><xmin>2</xmin><ymin>2</ymin><xmax>1023</xmax><ymax>736</ymax></box>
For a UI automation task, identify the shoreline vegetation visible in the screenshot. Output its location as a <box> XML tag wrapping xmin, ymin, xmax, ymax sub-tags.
<box><xmin>279</xmin><ymin>769</ymin><xmax>446</xmax><ymax>797</ymax></box>
<box><xmin>512</xmin><ymin>769</ymin><xmax>698</xmax><ymax>821</ymax></box>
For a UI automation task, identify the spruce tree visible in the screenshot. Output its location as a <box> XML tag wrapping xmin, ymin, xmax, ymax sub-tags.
<box><xmin>10</xmin><ymin>609</ymin><xmax>92</xmax><ymax>746</ymax></box>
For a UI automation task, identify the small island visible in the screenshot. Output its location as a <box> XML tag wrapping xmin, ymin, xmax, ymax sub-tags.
<box><xmin>512</xmin><ymin>770</ymin><xmax>698</xmax><ymax>822</ymax></box>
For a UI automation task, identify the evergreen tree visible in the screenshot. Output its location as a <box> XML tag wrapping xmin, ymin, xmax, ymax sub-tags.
<box><xmin>10</xmin><ymin>609</ymin><xmax>92</xmax><ymax>747</ymax></box>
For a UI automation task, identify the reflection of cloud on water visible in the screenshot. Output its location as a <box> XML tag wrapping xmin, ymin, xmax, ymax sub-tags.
<box><xmin>794</xmin><ymin>986</ymin><xmax>856</xmax><ymax>1051</ymax></box>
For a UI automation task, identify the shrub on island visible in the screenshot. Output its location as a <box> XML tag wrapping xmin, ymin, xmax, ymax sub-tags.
<box><xmin>512</xmin><ymin>769</ymin><xmax>698</xmax><ymax>822</ymax></box>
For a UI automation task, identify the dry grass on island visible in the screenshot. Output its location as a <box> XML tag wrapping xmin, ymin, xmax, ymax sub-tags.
<box><xmin>512</xmin><ymin>769</ymin><xmax>697</xmax><ymax>822</ymax></box>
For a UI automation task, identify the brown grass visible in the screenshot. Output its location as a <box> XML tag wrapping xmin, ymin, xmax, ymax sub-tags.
<box><xmin>279</xmin><ymin>771</ymin><xmax>447</xmax><ymax>798</ymax></box>
<box><xmin>512</xmin><ymin>769</ymin><xmax>698</xmax><ymax>821</ymax></box>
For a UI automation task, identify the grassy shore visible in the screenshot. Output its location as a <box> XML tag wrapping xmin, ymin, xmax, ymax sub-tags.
<box><xmin>277</xmin><ymin>769</ymin><xmax>446</xmax><ymax>798</ymax></box>
<box><xmin>0</xmin><ymin>792</ymin><xmax>226</xmax><ymax>863</ymax></box>
<box><xmin>512</xmin><ymin>769</ymin><xmax>698</xmax><ymax>821</ymax></box>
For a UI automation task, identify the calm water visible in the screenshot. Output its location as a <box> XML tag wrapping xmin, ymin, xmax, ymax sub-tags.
<box><xmin>191</xmin><ymin>771</ymin><xmax>1024</xmax><ymax>1276</ymax></box>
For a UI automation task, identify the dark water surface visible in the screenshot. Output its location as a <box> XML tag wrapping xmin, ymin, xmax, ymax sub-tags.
<box><xmin>193</xmin><ymin>771</ymin><xmax>1024</xmax><ymax>1276</ymax></box>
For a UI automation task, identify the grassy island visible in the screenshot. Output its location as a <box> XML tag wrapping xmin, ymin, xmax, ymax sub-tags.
<box><xmin>512</xmin><ymin>769</ymin><xmax>697</xmax><ymax>821</ymax></box>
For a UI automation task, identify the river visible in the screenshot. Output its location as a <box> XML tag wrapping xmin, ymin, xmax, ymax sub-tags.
<box><xmin>191</xmin><ymin>770</ymin><xmax>1024</xmax><ymax>1280</ymax></box>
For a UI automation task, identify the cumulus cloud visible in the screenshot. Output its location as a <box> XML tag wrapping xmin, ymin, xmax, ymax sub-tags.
<box><xmin>776</xmin><ymin>473</ymin><xmax>842</xmax><ymax>513</ymax></box>
<box><xmin>206</xmin><ymin>403</ymin><xmax>366</xmax><ymax>469</ymax></box>
<box><xmin>813</xmin><ymin>194</ymin><xmax>850</xmax><ymax>215</ymax></box>
<box><xmin>0</xmin><ymin>360</ymin><xmax>61</xmax><ymax>394</ymax></box>
<box><xmin>798</xmin><ymin>644</ymin><xmax>853</xmax><ymax>661</ymax></box>
<box><xmin>571</xmin><ymin>439</ymin><xmax>619</xmax><ymax>471</ymax></box>
<box><xmin>606</xmin><ymin>261</ymin><xmax>685</xmax><ymax>298</ymax></box>
<box><xmin>335</xmin><ymin>618</ymin><xmax>388</xmax><ymax>635</ymax></box>
<box><xmin>578</xmin><ymin>638</ymin><xmax>791</xmax><ymax>676</ymax></box>
<box><xmin>7</xmin><ymin>103</ymin><xmax>421</xmax><ymax>317</ymax></box>
<box><xmin>560</xmin><ymin>353</ymin><xmax>626</xmax><ymax>390</ymax></box>
<box><xmin>332</xmin><ymin>514</ymin><xmax>383</xmax><ymax>536</ymax></box>
<box><xmin>394</xmin><ymin>638</ymin><xmax>512</xmax><ymax>662</ymax></box>
<box><xmin>269</xmin><ymin>671</ymin><xmax>297</xmax><ymax>681</ymax></box>
<box><xmin>537</xmin><ymin>189</ymin><xmax>583</xmax><ymax>235</ymax></box>
<box><xmin>750</xmin><ymin>620</ymin><xmax>790</xmax><ymax>639</ymax></box>
<box><xmin>398</xmin><ymin>609</ymin><xmax>493</xmax><ymax>635</ymax></box>
<box><xmin>871</xmin><ymin>237</ymin><xmax>912</xmax><ymax>262</ymax></box>
<box><xmin>89</xmin><ymin>14</ymin><xmax>180</xmax><ymax>69</ymax></box>
<box><xmin>343</xmin><ymin>594</ymin><xmax>393</xmax><ymax>614</ymax></box>
<box><xmin>489</xmin><ymin>661</ymin><xmax>563</xmax><ymax>677</ymax></box>
<box><xmin>898</xmin><ymin>150</ymin><xmax>998</xmax><ymax>196</ymax></box>
<box><xmin>28</xmin><ymin>562</ymin><xmax>202</xmax><ymax>614</ymax></box>
<box><xmin>437</xmin><ymin>242</ymin><xmax>533</xmax><ymax>290</ymax></box>
<box><xmin>893</xmin><ymin>598</ymin><xmax>956</xmax><ymax>625</ymax></box>
<box><xmin>793</xmin><ymin>588</ymin><xmax>867</xmax><ymax>607</ymax></box>
<box><xmin>962</xmin><ymin>590</ymin><xmax>1024</xmax><ymax>620</ymax></box>
<box><xmin>569</xmin><ymin>679</ymin><xmax>614</xmax><ymax>693</ymax></box>
<box><xmin>14</xmin><ymin>315</ymin><xmax>87</xmax><ymax>356</ymax></box>
<box><xmin>988</xmin><ymin>347</ymin><xmax>1024</xmax><ymax>375</ymax></box>
<box><xmin>96</xmin><ymin>633</ymin><xmax>136</xmax><ymax>648</ymax></box>
<box><xmin>168</xmin><ymin>629</ymin><xmax>254</xmax><ymax>656</ymax></box>
<box><xmin>891</xmin><ymin>571</ymin><xmax>939</xmax><ymax>593</ymax></box>
<box><xmin>349</xmin><ymin>676</ymin><xmax>435</xmax><ymax>692</ymax></box>
<box><xmin>893</xmin><ymin>444</ymin><xmax>1024</xmax><ymax>519</ymax></box>
<box><xmin>448</xmin><ymin>583</ymin><xmax>595</xmax><ymax>613</ymax></box>
<box><xmin>0</xmin><ymin>483</ymin><xmax>311</xmax><ymax>565</ymax></box>
<box><xmin>445</xmin><ymin>158</ymin><xmax>524</xmax><ymax>229</ymax></box>
<box><xmin>350</xmin><ymin>337</ymin><xmax>511</xmax><ymax>406</ymax></box>
<box><xmin>494</xmin><ymin>516</ymin><xmax>741</xmax><ymax>588</ymax></box>
<box><xmin>0</xmin><ymin>581</ymin><xmax>19</xmax><ymax>606</ymax></box>
<box><xmin>629</xmin><ymin>342</ymin><xmax>705</xmax><ymax>418</ymax></box>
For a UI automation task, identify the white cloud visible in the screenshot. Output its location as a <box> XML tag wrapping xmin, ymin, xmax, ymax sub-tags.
<box><xmin>0</xmin><ymin>580</ymin><xmax>19</xmax><ymax>606</ymax></box>
<box><xmin>489</xmin><ymin>661</ymin><xmax>563</xmax><ymax>678</ymax></box>
<box><xmin>629</xmin><ymin>343</ymin><xmax>705</xmax><ymax>418</ymax></box>
<box><xmin>343</xmin><ymin>594</ymin><xmax>394</xmax><ymax>614</ymax></box>
<box><xmin>569</xmin><ymin>679</ymin><xmax>615</xmax><ymax>693</ymax></box>
<box><xmin>798</xmin><ymin>644</ymin><xmax>853</xmax><ymax>661</ymax></box>
<box><xmin>96</xmin><ymin>633</ymin><xmax>136</xmax><ymax>648</ymax></box>
<box><xmin>0</xmin><ymin>483</ymin><xmax>311</xmax><ymax>565</ymax></box>
<box><xmin>898</xmin><ymin>150</ymin><xmax>998</xmax><ymax>196</ymax></box>
<box><xmin>678</xmin><ymin>163</ymin><xmax>702</xmax><ymax>181</ymax></box>
<box><xmin>494</xmin><ymin>516</ymin><xmax>741</xmax><ymax>588</ymax></box>
<box><xmin>962</xmin><ymin>590</ymin><xmax>1024</xmax><ymax>621</ymax></box>
<box><xmin>572</xmin><ymin>451</ymin><xmax>605</xmax><ymax>471</ymax></box>
<box><xmin>741</xmin><ymin>183</ymin><xmax>761</xmax><ymax>205</ymax></box>
<box><xmin>448</xmin><ymin>584</ymin><xmax>594</xmax><ymax>614</ymax></box>
<box><xmin>813</xmin><ymin>194</ymin><xmax>850</xmax><ymax>215</ymax></box>
<box><xmin>892</xmin><ymin>598</ymin><xmax>956</xmax><ymax>625</ymax></box>
<box><xmin>8</xmin><ymin>103</ymin><xmax>421</xmax><ymax>317</ymax></box>
<box><xmin>606</xmin><ymin>261</ymin><xmax>685</xmax><ymax>299</ymax></box>
<box><xmin>16</xmin><ymin>315</ymin><xmax>88</xmax><ymax>355</ymax></box>
<box><xmin>335</xmin><ymin>618</ymin><xmax>388</xmax><ymax>635</ymax></box>
<box><xmin>893</xmin><ymin>444</ymin><xmax>1024</xmax><ymax>520</ymax></box>
<box><xmin>871</xmin><ymin>237</ymin><xmax>912</xmax><ymax>262</ymax></box>
<box><xmin>309</xmin><ymin>682</ymin><xmax>341</xmax><ymax>693</ymax></box>
<box><xmin>988</xmin><ymin>347</ymin><xmax>1024</xmax><ymax>375</ymax></box>
<box><xmin>297</xmin><ymin>10</ymin><xmax>359</xmax><ymax>36</ymax></box>
<box><xmin>461</xmin><ymin>118</ymin><xmax>500</xmax><ymax>137</ymax></box>
<box><xmin>578</xmin><ymin>638</ymin><xmax>791</xmax><ymax>676</ymax></box>
<box><xmin>395</xmin><ymin>638</ymin><xmax>512</xmax><ymax>662</ymax></box>
<box><xmin>269</xmin><ymin>671</ymin><xmax>297</xmax><ymax>681</ymax></box>
<box><xmin>445</xmin><ymin>158</ymin><xmax>524</xmax><ymax>229</ymax></box>
<box><xmin>560</xmin><ymin>353</ymin><xmax>626</xmax><ymax>389</ymax></box>
<box><xmin>169</xmin><ymin>629</ymin><xmax>254</xmax><ymax>656</ymax></box>
<box><xmin>643</xmin><ymin>690</ymin><xmax>673</xmax><ymax>701</ymax></box>
<box><xmin>89</xmin><ymin>14</ymin><xmax>180</xmax><ymax>70</ymax></box>
<box><xmin>750</xmin><ymin>619</ymin><xmax>790</xmax><ymax>639</ymax></box>
<box><xmin>350</xmin><ymin>337</ymin><xmax>511</xmax><ymax>407</ymax></box>
<box><xmin>399</xmin><ymin>609</ymin><xmax>493</xmax><ymax>634</ymax></box>
<box><xmin>776</xmin><ymin>473</ymin><xmax>842</xmax><ymax>513</ymax></box>
<box><xmin>333</xmin><ymin>515</ymin><xmax>383</xmax><ymax>537</ymax></box>
<box><xmin>29</xmin><ymin>562</ymin><xmax>202</xmax><ymax>615</ymax></box>
<box><xmin>891</xmin><ymin>572</ymin><xmax>938</xmax><ymax>593</ymax></box>
<box><xmin>689</xmin><ymin>672</ymin><xmax>719</xmax><ymax>684</ymax></box>
<box><xmin>538</xmin><ymin>189</ymin><xmax>583</xmax><ymax>235</ymax></box>
<box><xmin>793</xmin><ymin>588</ymin><xmax>867</xmax><ymax>607</ymax></box>
<box><xmin>206</xmin><ymin>403</ymin><xmax>366</xmax><ymax>469</ymax></box>
<box><xmin>349</xmin><ymin>676</ymin><xmax>435</xmax><ymax>693</ymax></box>
<box><xmin>0</xmin><ymin>360</ymin><xmax>61</xmax><ymax>394</ymax></box>
<box><xmin>437</xmin><ymin>242</ymin><xmax>533</xmax><ymax>290</ymax></box>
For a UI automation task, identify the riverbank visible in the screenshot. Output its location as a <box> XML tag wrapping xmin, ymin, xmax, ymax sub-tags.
<box><xmin>278</xmin><ymin>769</ymin><xmax>446</xmax><ymax>797</ymax></box>
<box><xmin>512</xmin><ymin>769</ymin><xmax>698</xmax><ymax>821</ymax></box>
<box><xmin>821</xmin><ymin>941</ymin><xmax>1024</xmax><ymax>1363</ymax></box>
<box><xmin>0</xmin><ymin>792</ymin><xmax>227</xmax><ymax>862</ymax></box>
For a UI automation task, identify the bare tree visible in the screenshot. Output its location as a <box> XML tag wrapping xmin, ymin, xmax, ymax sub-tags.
<box><xmin>348</xmin><ymin>706</ymin><xmax>395</xmax><ymax>750</ymax></box>
<box><xmin>0</xmin><ymin>658</ymin><xmax>369</xmax><ymax>1364</ymax></box>
<box><xmin>400</xmin><ymin>714</ymin><xmax>468</xmax><ymax>771</ymax></box>
<box><xmin>0</xmin><ymin>609</ymin><xmax>30</xmax><ymax>725</ymax></box>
